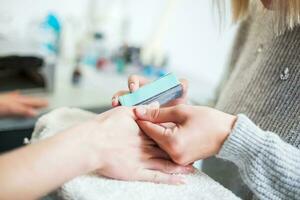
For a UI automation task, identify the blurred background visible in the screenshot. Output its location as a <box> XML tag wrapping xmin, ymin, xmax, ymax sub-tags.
<box><xmin>0</xmin><ymin>0</ymin><xmax>237</xmax><ymax>152</ymax></box>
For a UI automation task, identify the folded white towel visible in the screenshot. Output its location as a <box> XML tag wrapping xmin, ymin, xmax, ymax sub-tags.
<box><xmin>31</xmin><ymin>108</ymin><xmax>240</xmax><ymax>200</ymax></box>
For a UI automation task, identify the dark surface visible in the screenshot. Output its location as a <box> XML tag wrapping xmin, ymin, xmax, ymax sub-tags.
<box><xmin>0</xmin><ymin>56</ymin><xmax>45</xmax><ymax>92</ymax></box>
<box><xmin>0</xmin><ymin>106</ymin><xmax>111</xmax><ymax>154</ymax></box>
<box><xmin>0</xmin><ymin>129</ymin><xmax>33</xmax><ymax>153</ymax></box>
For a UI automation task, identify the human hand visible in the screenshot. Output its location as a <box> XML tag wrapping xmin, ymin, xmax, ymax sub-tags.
<box><xmin>0</xmin><ymin>91</ymin><xmax>48</xmax><ymax>118</ymax></box>
<box><xmin>134</xmin><ymin>104</ymin><xmax>237</xmax><ymax>166</ymax></box>
<box><xmin>84</xmin><ymin>106</ymin><xmax>194</xmax><ymax>184</ymax></box>
<box><xmin>112</xmin><ymin>74</ymin><xmax>188</xmax><ymax>107</ymax></box>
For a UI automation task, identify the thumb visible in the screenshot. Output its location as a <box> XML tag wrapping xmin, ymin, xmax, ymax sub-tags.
<box><xmin>137</xmin><ymin>120</ymin><xmax>174</xmax><ymax>150</ymax></box>
<box><xmin>134</xmin><ymin>105</ymin><xmax>185</xmax><ymax>123</ymax></box>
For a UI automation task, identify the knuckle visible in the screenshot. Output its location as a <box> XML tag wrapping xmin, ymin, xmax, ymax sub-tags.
<box><xmin>174</xmin><ymin>104</ymin><xmax>189</xmax><ymax>116</ymax></box>
<box><xmin>162</xmin><ymin>127</ymin><xmax>172</xmax><ymax>137</ymax></box>
<box><xmin>150</xmin><ymin>108</ymin><xmax>160</xmax><ymax>121</ymax></box>
<box><xmin>152</xmin><ymin>172</ymin><xmax>160</xmax><ymax>183</ymax></box>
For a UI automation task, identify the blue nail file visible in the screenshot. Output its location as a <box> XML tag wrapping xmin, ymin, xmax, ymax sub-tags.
<box><xmin>119</xmin><ymin>73</ymin><xmax>183</xmax><ymax>106</ymax></box>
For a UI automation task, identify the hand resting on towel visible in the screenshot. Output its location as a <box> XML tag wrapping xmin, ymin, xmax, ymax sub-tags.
<box><xmin>0</xmin><ymin>107</ymin><xmax>193</xmax><ymax>200</ymax></box>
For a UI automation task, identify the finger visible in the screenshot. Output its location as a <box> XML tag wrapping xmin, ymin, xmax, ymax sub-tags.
<box><xmin>128</xmin><ymin>74</ymin><xmax>150</xmax><ymax>92</ymax></box>
<box><xmin>8</xmin><ymin>104</ymin><xmax>38</xmax><ymax>117</ymax></box>
<box><xmin>146</xmin><ymin>159</ymin><xmax>195</xmax><ymax>174</ymax></box>
<box><xmin>143</xmin><ymin>146</ymin><xmax>170</xmax><ymax>159</ymax></box>
<box><xmin>8</xmin><ymin>91</ymin><xmax>21</xmax><ymax>97</ymax></box>
<box><xmin>137</xmin><ymin>169</ymin><xmax>185</xmax><ymax>185</ymax></box>
<box><xmin>134</xmin><ymin>105</ymin><xmax>186</xmax><ymax>123</ymax></box>
<box><xmin>179</xmin><ymin>78</ymin><xmax>189</xmax><ymax>98</ymax></box>
<box><xmin>137</xmin><ymin>120</ymin><xmax>174</xmax><ymax>150</ymax></box>
<box><xmin>160</xmin><ymin>122</ymin><xmax>176</xmax><ymax>129</ymax></box>
<box><xmin>111</xmin><ymin>90</ymin><xmax>128</xmax><ymax>107</ymax></box>
<box><xmin>17</xmin><ymin>96</ymin><xmax>48</xmax><ymax>108</ymax></box>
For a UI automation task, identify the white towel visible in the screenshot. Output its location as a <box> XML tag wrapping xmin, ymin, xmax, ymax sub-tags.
<box><xmin>31</xmin><ymin>108</ymin><xmax>240</xmax><ymax>200</ymax></box>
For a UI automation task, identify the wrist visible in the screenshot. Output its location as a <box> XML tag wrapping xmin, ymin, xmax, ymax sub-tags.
<box><xmin>63</xmin><ymin>120</ymin><xmax>106</xmax><ymax>174</ymax></box>
<box><xmin>218</xmin><ymin>114</ymin><xmax>237</xmax><ymax>152</ymax></box>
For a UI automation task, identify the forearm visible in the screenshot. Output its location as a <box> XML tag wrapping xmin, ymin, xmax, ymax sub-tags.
<box><xmin>218</xmin><ymin>114</ymin><xmax>300</xmax><ymax>200</ymax></box>
<box><xmin>0</xmin><ymin>120</ymin><xmax>100</xmax><ymax>200</ymax></box>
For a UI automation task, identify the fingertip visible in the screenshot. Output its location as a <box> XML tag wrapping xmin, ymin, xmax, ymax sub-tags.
<box><xmin>179</xmin><ymin>79</ymin><xmax>188</xmax><ymax>94</ymax></box>
<box><xmin>129</xmin><ymin>82</ymin><xmax>137</xmax><ymax>92</ymax></box>
<box><xmin>26</xmin><ymin>109</ymin><xmax>39</xmax><ymax>117</ymax></box>
<box><xmin>184</xmin><ymin>165</ymin><xmax>196</xmax><ymax>174</ymax></box>
<box><xmin>179</xmin><ymin>78</ymin><xmax>188</xmax><ymax>87</ymax></box>
<box><xmin>134</xmin><ymin>106</ymin><xmax>147</xmax><ymax>119</ymax></box>
<box><xmin>111</xmin><ymin>96</ymin><xmax>119</xmax><ymax>107</ymax></box>
<box><xmin>111</xmin><ymin>101</ymin><xmax>117</xmax><ymax>107</ymax></box>
<box><xmin>128</xmin><ymin>74</ymin><xmax>139</xmax><ymax>92</ymax></box>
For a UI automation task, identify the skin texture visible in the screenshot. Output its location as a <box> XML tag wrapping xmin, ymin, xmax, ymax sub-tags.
<box><xmin>0</xmin><ymin>107</ymin><xmax>193</xmax><ymax>200</ymax></box>
<box><xmin>135</xmin><ymin>104</ymin><xmax>237</xmax><ymax>166</ymax></box>
<box><xmin>0</xmin><ymin>91</ymin><xmax>48</xmax><ymax>118</ymax></box>
<box><xmin>113</xmin><ymin>75</ymin><xmax>236</xmax><ymax>165</ymax></box>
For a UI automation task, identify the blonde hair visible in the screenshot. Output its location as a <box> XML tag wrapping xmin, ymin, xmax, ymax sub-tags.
<box><xmin>220</xmin><ymin>0</ymin><xmax>300</xmax><ymax>30</ymax></box>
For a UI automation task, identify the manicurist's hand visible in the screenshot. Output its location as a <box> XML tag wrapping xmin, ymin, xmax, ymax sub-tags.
<box><xmin>134</xmin><ymin>104</ymin><xmax>237</xmax><ymax>166</ymax></box>
<box><xmin>83</xmin><ymin>106</ymin><xmax>193</xmax><ymax>184</ymax></box>
<box><xmin>0</xmin><ymin>91</ymin><xmax>48</xmax><ymax>117</ymax></box>
<box><xmin>112</xmin><ymin>74</ymin><xmax>189</xmax><ymax>107</ymax></box>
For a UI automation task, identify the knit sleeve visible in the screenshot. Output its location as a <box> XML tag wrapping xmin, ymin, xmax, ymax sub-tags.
<box><xmin>217</xmin><ymin>114</ymin><xmax>300</xmax><ymax>200</ymax></box>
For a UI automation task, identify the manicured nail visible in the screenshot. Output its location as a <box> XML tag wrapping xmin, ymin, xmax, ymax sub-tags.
<box><xmin>112</xmin><ymin>96</ymin><xmax>118</xmax><ymax>105</ymax></box>
<box><xmin>129</xmin><ymin>82</ymin><xmax>136</xmax><ymax>92</ymax></box>
<box><xmin>136</xmin><ymin>106</ymin><xmax>146</xmax><ymax>116</ymax></box>
<box><xmin>149</xmin><ymin>101</ymin><xmax>160</xmax><ymax>109</ymax></box>
<box><xmin>112</xmin><ymin>97</ymin><xmax>115</xmax><ymax>101</ymax></box>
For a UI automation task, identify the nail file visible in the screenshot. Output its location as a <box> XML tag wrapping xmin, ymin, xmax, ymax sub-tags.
<box><xmin>119</xmin><ymin>73</ymin><xmax>183</xmax><ymax>106</ymax></box>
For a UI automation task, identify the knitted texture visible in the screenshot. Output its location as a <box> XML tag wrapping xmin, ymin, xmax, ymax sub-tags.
<box><xmin>203</xmin><ymin>3</ymin><xmax>300</xmax><ymax>200</ymax></box>
<box><xmin>218</xmin><ymin>115</ymin><xmax>300</xmax><ymax>200</ymax></box>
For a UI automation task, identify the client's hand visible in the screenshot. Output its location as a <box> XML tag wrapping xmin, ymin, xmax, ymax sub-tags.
<box><xmin>0</xmin><ymin>91</ymin><xmax>48</xmax><ymax>117</ymax></box>
<box><xmin>84</xmin><ymin>106</ymin><xmax>193</xmax><ymax>184</ymax></box>
<box><xmin>111</xmin><ymin>74</ymin><xmax>188</xmax><ymax>107</ymax></box>
<box><xmin>134</xmin><ymin>105</ymin><xmax>237</xmax><ymax>166</ymax></box>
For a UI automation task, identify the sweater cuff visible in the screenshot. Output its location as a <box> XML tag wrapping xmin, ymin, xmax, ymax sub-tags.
<box><xmin>217</xmin><ymin>114</ymin><xmax>268</xmax><ymax>168</ymax></box>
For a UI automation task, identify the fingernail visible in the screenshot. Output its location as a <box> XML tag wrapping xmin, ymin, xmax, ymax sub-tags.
<box><xmin>186</xmin><ymin>166</ymin><xmax>196</xmax><ymax>173</ymax></box>
<box><xmin>129</xmin><ymin>83</ymin><xmax>135</xmax><ymax>92</ymax></box>
<box><xmin>112</xmin><ymin>96</ymin><xmax>118</xmax><ymax>104</ymax></box>
<box><xmin>149</xmin><ymin>101</ymin><xmax>160</xmax><ymax>109</ymax></box>
<box><xmin>136</xmin><ymin>106</ymin><xmax>146</xmax><ymax>116</ymax></box>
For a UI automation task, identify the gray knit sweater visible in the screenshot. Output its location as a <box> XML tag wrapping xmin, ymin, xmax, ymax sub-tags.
<box><xmin>202</xmin><ymin>3</ymin><xmax>300</xmax><ymax>200</ymax></box>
